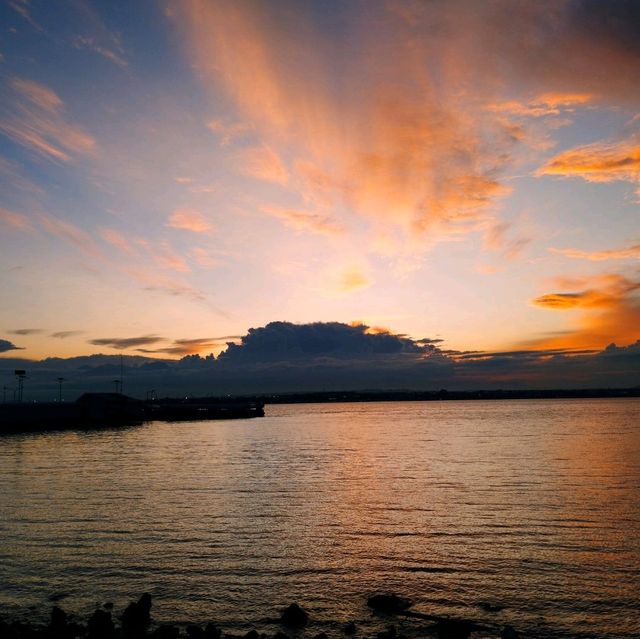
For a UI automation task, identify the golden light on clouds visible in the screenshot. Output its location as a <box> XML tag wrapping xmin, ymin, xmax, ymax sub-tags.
<box><xmin>531</xmin><ymin>274</ymin><xmax>640</xmax><ymax>349</ymax></box>
<box><xmin>538</xmin><ymin>141</ymin><xmax>640</xmax><ymax>192</ymax></box>
<box><xmin>1</xmin><ymin>0</ymin><xmax>640</xmax><ymax>365</ymax></box>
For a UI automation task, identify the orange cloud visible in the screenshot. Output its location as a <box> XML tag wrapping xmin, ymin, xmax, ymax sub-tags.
<box><xmin>126</xmin><ymin>267</ymin><xmax>208</xmax><ymax>304</ymax></box>
<box><xmin>167</xmin><ymin>208</ymin><xmax>214</xmax><ymax>233</ymax></box>
<box><xmin>170</xmin><ymin>1</ymin><xmax>517</xmax><ymax>246</ymax></box>
<box><xmin>0</xmin><ymin>207</ymin><xmax>33</xmax><ymax>232</ymax></box>
<box><xmin>238</xmin><ymin>146</ymin><xmax>288</xmax><ymax>185</ymax></box>
<box><xmin>531</xmin><ymin>274</ymin><xmax>640</xmax><ymax>349</ymax></box>
<box><xmin>550</xmin><ymin>244</ymin><xmax>640</xmax><ymax>261</ymax></box>
<box><xmin>261</xmin><ymin>206</ymin><xmax>343</xmax><ymax>236</ymax></box>
<box><xmin>11</xmin><ymin>78</ymin><xmax>63</xmax><ymax>111</ymax></box>
<box><xmin>538</xmin><ymin>140</ymin><xmax>640</xmax><ymax>188</ymax></box>
<box><xmin>0</xmin><ymin>77</ymin><xmax>96</xmax><ymax>162</ymax></box>
<box><xmin>336</xmin><ymin>266</ymin><xmax>371</xmax><ymax>293</ymax></box>
<box><xmin>99</xmin><ymin>227</ymin><xmax>138</xmax><ymax>256</ymax></box>
<box><xmin>488</xmin><ymin>93</ymin><xmax>593</xmax><ymax>118</ymax></box>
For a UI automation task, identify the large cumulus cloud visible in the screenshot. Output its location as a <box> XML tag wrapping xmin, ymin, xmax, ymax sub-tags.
<box><xmin>1</xmin><ymin>322</ymin><xmax>639</xmax><ymax>400</ymax></box>
<box><xmin>217</xmin><ymin>321</ymin><xmax>429</xmax><ymax>362</ymax></box>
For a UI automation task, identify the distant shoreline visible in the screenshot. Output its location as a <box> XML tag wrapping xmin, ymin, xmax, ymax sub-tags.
<box><xmin>249</xmin><ymin>387</ymin><xmax>640</xmax><ymax>405</ymax></box>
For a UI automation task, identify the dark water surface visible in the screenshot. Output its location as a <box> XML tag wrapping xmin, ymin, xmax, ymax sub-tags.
<box><xmin>1</xmin><ymin>399</ymin><xmax>639</xmax><ymax>638</ymax></box>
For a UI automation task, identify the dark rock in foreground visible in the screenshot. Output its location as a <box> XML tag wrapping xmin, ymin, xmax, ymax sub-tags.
<box><xmin>432</xmin><ymin>618</ymin><xmax>485</xmax><ymax>639</ymax></box>
<box><xmin>0</xmin><ymin>592</ymin><xmax>522</xmax><ymax>639</ymax></box>
<box><xmin>87</xmin><ymin>609</ymin><xmax>114</xmax><ymax>639</ymax></box>
<box><xmin>152</xmin><ymin>625</ymin><xmax>179</xmax><ymax>639</ymax></box>
<box><xmin>121</xmin><ymin>593</ymin><xmax>152</xmax><ymax>636</ymax></box>
<box><xmin>367</xmin><ymin>595</ymin><xmax>413</xmax><ymax>614</ymax></box>
<box><xmin>279</xmin><ymin>604</ymin><xmax>308</xmax><ymax>628</ymax></box>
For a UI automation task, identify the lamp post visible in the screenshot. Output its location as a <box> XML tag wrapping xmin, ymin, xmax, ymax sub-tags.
<box><xmin>57</xmin><ymin>377</ymin><xmax>66</xmax><ymax>403</ymax></box>
<box><xmin>14</xmin><ymin>370</ymin><xmax>26</xmax><ymax>402</ymax></box>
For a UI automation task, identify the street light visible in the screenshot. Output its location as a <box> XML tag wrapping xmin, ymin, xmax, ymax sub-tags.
<box><xmin>14</xmin><ymin>370</ymin><xmax>26</xmax><ymax>402</ymax></box>
<box><xmin>57</xmin><ymin>377</ymin><xmax>66</xmax><ymax>402</ymax></box>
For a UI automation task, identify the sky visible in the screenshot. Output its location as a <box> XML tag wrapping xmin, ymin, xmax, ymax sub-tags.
<box><xmin>0</xmin><ymin>0</ymin><xmax>639</xmax><ymax>392</ymax></box>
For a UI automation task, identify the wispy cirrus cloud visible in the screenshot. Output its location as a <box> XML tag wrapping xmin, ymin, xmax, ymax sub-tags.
<box><xmin>167</xmin><ymin>208</ymin><xmax>214</xmax><ymax>233</ymax></box>
<box><xmin>0</xmin><ymin>207</ymin><xmax>33</xmax><ymax>232</ymax></box>
<box><xmin>50</xmin><ymin>330</ymin><xmax>84</xmax><ymax>339</ymax></box>
<box><xmin>483</xmin><ymin>221</ymin><xmax>531</xmax><ymax>260</ymax></box>
<box><xmin>207</xmin><ymin>119</ymin><xmax>250</xmax><ymax>146</ymax></box>
<box><xmin>0</xmin><ymin>77</ymin><xmax>96</xmax><ymax>163</ymax></box>
<box><xmin>7</xmin><ymin>0</ymin><xmax>42</xmax><ymax>31</ymax></box>
<box><xmin>238</xmin><ymin>145</ymin><xmax>288</xmax><ymax>185</ymax></box>
<box><xmin>261</xmin><ymin>206</ymin><xmax>344</xmax><ymax>236</ymax></box>
<box><xmin>550</xmin><ymin>244</ymin><xmax>640</xmax><ymax>261</ymax></box>
<box><xmin>127</xmin><ymin>267</ymin><xmax>208</xmax><ymax>304</ymax></box>
<box><xmin>89</xmin><ymin>335</ymin><xmax>165</xmax><ymax>350</ymax></box>
<box><xmin>69</xmin><ymin>0</ymin><xmax>128</xmax><ymax>67</ymax></box>
<box><xmin>8</xmin><ymin>328</ymin><xmax>44</xmax><ymax>335</ymax></box>
<box><xmin>487</xmin><ymin>93</ymin><xmax>593</xmax><ymax>118</ymax></box>
<box><xmin>99</xmin><ymin>227</ymin><xmax>138</xmax><ymax>256</ymax></box>
<box><xmin>72</xmin><ymin>35</ymin><xmax>127</xmax><ymax>68</ymax></box>
<box><xmin>155</xmin><ymin>245</ymin><xmax>190</xmax><ymax>273</ymax></box>
<box><xmin>169</xmin><ymin>0</ymin><xmax>640</xmax><ymax>254</ymax></box>
<box><xmin>38</xmin><ymin>213</ymin><xmax>104</xmax><ymax>259</ymax></box>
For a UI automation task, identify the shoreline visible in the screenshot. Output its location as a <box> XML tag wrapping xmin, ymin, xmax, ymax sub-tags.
<box><xmin>0</xmin><ymin>594</ymin><xmax>520</xmax><ymax>639</ymax></box>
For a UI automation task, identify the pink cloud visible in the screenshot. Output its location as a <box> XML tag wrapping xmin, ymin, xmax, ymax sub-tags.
<box><xmin>167</xmin><ymin>208</ymin><xmax>214</xmax><ymax>233</ymax></box>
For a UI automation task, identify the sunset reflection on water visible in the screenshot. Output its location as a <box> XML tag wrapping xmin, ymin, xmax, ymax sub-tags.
<box><xmin>1</xmin><ymin>399</ymin><xmax>639</xmax><ymax>638</ymax></box>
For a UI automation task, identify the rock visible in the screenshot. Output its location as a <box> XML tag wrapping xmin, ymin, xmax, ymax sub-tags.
<box><xmin>244</xmin><ymin>631</ymin><xmax>260</xmax><ymax>639</ymax></box>
<box><xmin>204</xmin><ymin>623</ymin><xmax>222</xmax><ymax>639</ymax></box>
<box><xmin>121</xmin><ymin>593</ymin><xmax>152</xmax><ymax>636</ymax></box>
<box><xmin>343</xmin><ymin>622</ymin><xmax>357</xmax><ymax>635</ymax></box>
<box><xmin>152</xmin><ymin>625</ymin><xmax>179</xmax><ymax>639</ymax></box>
<box><xmin>186</xmin><ymin>625</ymin><xmax>205</xmax><ymax>639</ymax></box>
<box><xmin>433</xmin><ymin>618</ymin><xmax>479</xmax><ymax>639</ymax></box>
<box><xmin>279</xmin><ymin>604</ymin><xmax>309</xmax><ymax>628</ymax></box>
<box><xmin>272</xmin><ymin>632</ymin><xmax>289</xmax><ymax>639</ymax></box>
<box><xmin>88</xmin><ymin>609</ymin><xmax>115</xmax><ymax>639</ymax></box>
<box><xmin>367</xmin><ymin>595</ymin><xmax>412</xmax><ymax>614</ymax></box>
<box><xmin>478</xmin><ymin>602</ymin><xmax>504</xmax><ymax>613</ymax></box>
<box><xmin>50</xmin><ymin>606</ymin><xmax>68</xmax><ymax>632</ymax></box>
<box><xmin>500</xmin><ymin>626</ymin><xmax>519</xmax><ymax>639</ymax></box>
<box><xmin>103</xmin><ymin>603</ymin><xmax>114</xmax><ymax>611</ymax></box>
<box><xmin>70</xmin><ymin>622</ymin><xmax>87</xmax><ymax>637</ymax></box>
<box><xmin>313</xmin><ymin>634</ymin><xmax>329</xmax><ymax>639</ymax></box>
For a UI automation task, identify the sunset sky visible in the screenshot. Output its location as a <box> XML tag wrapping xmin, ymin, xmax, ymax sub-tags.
<box><xmin>1</xmin><ymin>0</ymin><xmax>639</xmax><ymax>366</ymax></box>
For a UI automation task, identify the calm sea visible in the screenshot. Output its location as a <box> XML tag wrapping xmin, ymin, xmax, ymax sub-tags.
<box><xmin>1</xmin><ymin>399</ymin><xmax>639</xmax><ymax>638</ymax></box>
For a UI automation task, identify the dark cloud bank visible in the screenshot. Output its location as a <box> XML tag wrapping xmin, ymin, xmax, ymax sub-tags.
<box><xmin>1</xmin><ymin>322</ymin><xmax>639</xmax><ymax>400</ymax></box>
